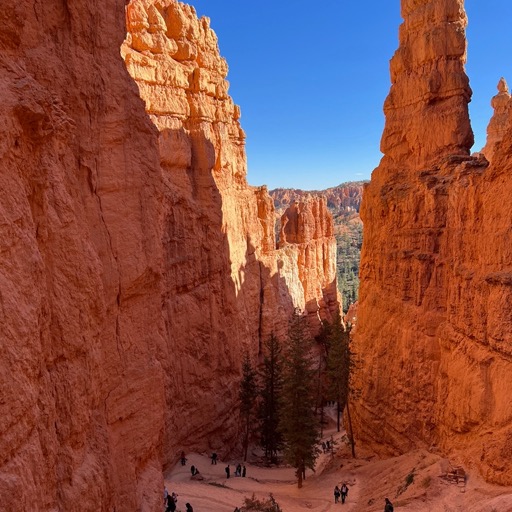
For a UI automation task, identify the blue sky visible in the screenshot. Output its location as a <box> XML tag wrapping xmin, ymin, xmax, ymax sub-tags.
<box><xmin>191</xmin><ymin>1</ymin><xmax>512</xmax><ymax>190</ymax></box>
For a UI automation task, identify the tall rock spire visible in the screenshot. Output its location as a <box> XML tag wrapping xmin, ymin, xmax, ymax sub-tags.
<box><xmin>482</xmin><ymin>77</ymin><xmax>512</xmax><ymax>162</ymax></box>
<box><xmin>354</xmin><ymin>0</ymin><xmax>512</xmax><ymax>486</ymax></box>
<box><xmin>380</xmin><ymin>0</ymin><xmax>474</xmax><ymax>169</ymax></box>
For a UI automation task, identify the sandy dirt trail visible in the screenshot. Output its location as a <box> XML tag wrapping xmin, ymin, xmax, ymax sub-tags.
<box><xmin>164</xmin><ymin>411</ymin><xmax>512</xmax><ymax>512</ymax></box>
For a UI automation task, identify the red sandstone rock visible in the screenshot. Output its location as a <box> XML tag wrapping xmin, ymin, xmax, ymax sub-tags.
<box><xmin>354</xmin><ymin>0</ymin><xmax>512</xmax><ymax>486</ymax></box>
<box><xmin>381</xmin><ymin>0</ymin><xmax>473</xmax><ymax>170</ymax></box>
<box><xmin>0</xmin><ymin>0</ymin><xmax>166</xmax><ymax>510</ymax></box>
<box><xmin>271</xmin><ymin>182</ymin><xmax>364</xmax><ymax>214</ymax></box>
<box><xmin>482</xmin><ymin>77</ymin><xmax>512</xmax><ymax>163</ymax></box>
<box><xmin>0</xmin><ymin>1</ymin><xmax>340</xmax><ymax>510</ymax></box>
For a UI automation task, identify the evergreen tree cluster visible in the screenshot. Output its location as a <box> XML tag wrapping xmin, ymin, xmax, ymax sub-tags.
<box><xmin>335</xmin><ymin>221</ymin><xmax>362</xmax><ymax>313</ymax></box>
<box><xmin>238</xmin><ymin>311</ymin><xmax>355</xmax><ymax>487</ymax></box>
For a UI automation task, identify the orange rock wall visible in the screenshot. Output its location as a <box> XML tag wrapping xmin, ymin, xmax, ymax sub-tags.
<box><xmin>122</xmin><ymin>1</ymin><xmax>340</xmax><ymax>467</ymax></box>
<box><xmin>0</xmin><ymin>0</ymin><xmax>166</xmax><ymax>510</ymax></box>
<box><xmin>354</xmin><ymin>0</ymin><xmax>512</xmax><ymax>485</ymax></box>
<box><xmin>0</xmin><ymin>0</ymin><xmax>339</xmax><ymax>510</ymax></box>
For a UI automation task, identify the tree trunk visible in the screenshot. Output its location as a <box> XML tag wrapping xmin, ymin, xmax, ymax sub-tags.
<box><xmin>345</xmin><ymin>400</ymin><xmax>356</xmax><ymax>458</ymax></box>
<box><xmin>297</xmin><ymin>465</ymin><xmax>303</xmax><ymax>488</ymax></box>
<box><xmin>336</xmin><ymin>399</ymin><xmax>341</xmax><ymax>432</ymax></box>
<box><xmin>243</xmin><ymin>416</ymin><xmax>249</xmax><ymax>461</ymax></box>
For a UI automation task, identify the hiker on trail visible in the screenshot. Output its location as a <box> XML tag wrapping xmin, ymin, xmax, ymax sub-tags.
<box><xmin>384</xmin><ymin>497</ymin><xmax>394</xmax><ymax>512</ymax></box>
<box><xmin>165</xmin><ymin>494</ymin><xmax>176</xmax><ymax>512</ymax></box>
<box><xmin>341</xmin><ymin>483</ymin><xmax>349</xmax><ymax>504</ymax></box>
<box><xmin>225</xmin><ymin>465</ymin><xmax>230</xmax><ymax>478</ymax></box>
<box><xmin>242</xmin><ymin>465</ymin><xmax>246</xmax><ymax>477</ymax></box>
<box><xmin>163</xmin><ymin>487</ymin><xmax>168</xmax><ymax>502</ymax></box>
<box><xmin>236</xmin><ymin>463</ymin><xmax>242</xmax><ymax>476</ymax></box>
<box><xmin>334</xmin><ymin>485</ymin><xmax>340</xmax><ymax>503</ymax></box>
<box><xmin>185</xmin><ymin>503</ymin><xmax>194</xmax><ymax>512</ymax></box>
<box><xmin>180</xmin><ymin>451</ymin><xmax>187</xmax><ymax>466</ymax></box>
<box><xmin>211</xmin><ymin>452</ymin><xmax>218</xmax><ymax>465</ymax></box>
<box><xmin>322</xmin><ymin>441</ymin><xmax>327</xmax><ymax>453</ymax></box>
<box><xmin>171</xmin><ymin>492</ymin><xmax>178</xmax><ymax>504</ymax></box>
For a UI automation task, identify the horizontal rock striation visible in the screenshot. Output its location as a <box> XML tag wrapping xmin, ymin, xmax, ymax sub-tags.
<box><xmin>354</xmin><ymin>0</ymin><xmax>512</xmax><ymax>485</ymax></box>
<box><xmin>0</xmin><ymin>1</ymin><xmax>340</xmax><ymax>510</ymax></box>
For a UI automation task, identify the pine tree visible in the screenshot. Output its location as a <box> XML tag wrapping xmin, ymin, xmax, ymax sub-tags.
<box><xmin>239</xmin><ymin>351</ymin><xmax>258</xmax><ymax>461</ymax></box>
<box><xmin>314</xmin><ymin>320</ymin><xmax>332</xmax><ymax>435</ymax></box>
<box><xmin>280</xmin><ymin>311</ymin><xmax>320</xmax><ymax>488</ymax></box>
<box><xmin>258</xmin><ymin>333</ymin><xmax>284</xmax><ymax>464</ymax></box>
<box><xmin>325</xmin><ymin>314</ymin><xmax>351</xmax><ymax>433</ymax></box>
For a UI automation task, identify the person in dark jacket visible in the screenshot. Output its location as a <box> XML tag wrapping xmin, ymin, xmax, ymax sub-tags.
<box><xmin>384</xmin><ymin>497</ymin><xmax>394</xmax><ymax>512</ymax></box>
<box><xmin>225</xmin><ymin>465</ymin><xmax>230</xmax><ymax>478</ymax></box>
<box><xmin>185</xmin><ymin>503</ymin><xmax>194</xmax><ymax>512</ymax></box>
<box><xmin>341</xmin><ymin>483</ymin><xmax>349</xmax><ymax>504</ymax></box>
<box><xmin>334</xmin><ymin>485</ymin><xmax>340</xmax><ymax>503</ymax></box>
<box><xmin>165</xmin><ymin>494</ymin><xmax>176</xmax><ymax>512</ymax></box>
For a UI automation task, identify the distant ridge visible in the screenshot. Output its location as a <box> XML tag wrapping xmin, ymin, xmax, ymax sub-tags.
<box><xmin>269</xmin><ymin>182</ymin><xmax>365</xmax><ymax>313</ymax></box>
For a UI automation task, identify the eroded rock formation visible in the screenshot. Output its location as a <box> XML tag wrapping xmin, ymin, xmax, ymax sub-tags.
<box><xmin>482</xmin><ymin>77</ymin><xmax>512</xmax><ymax>162</ymax></box>
<box><xmin>0</xmin><ymin>1</ymin><xmax>339</xmax><ymax>510</ymax></box>
<box><xmin>271</xmin><ymin>182</ymin><xmax>365</xmax><ymax>213</ymax></box>
<box><xmin>354</xmin><ymin>0</ymin><xmax>512</xmax><ymax>485</ymax></box>
<box><xmin>270</xmin><ymin>185</ymin><xmax>364</xmax><ymax>317</ymax></box>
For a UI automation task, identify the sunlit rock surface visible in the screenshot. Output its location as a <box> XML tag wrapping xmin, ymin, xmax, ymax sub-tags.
<box><xmin>354</xmin><ymin>0</ymin><xmax>512</xmax><ymax>485</ymax></box>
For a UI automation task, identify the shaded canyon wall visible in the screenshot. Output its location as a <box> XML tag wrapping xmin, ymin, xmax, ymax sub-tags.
<box><xmin>0</xmin><ymin>0</ymin><xmax>339</xmax><ymax>510</ymax></box>
<box><xmin>354</xmin><ymin>0</ymin><xmax>512</xmax><ymax>485</ymax></box>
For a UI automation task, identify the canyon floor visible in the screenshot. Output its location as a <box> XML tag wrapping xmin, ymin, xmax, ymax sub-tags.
<box><xmin>165</xmin><ymin>410</ymin><xmax>512</xmax><ymax>512</ymax></box>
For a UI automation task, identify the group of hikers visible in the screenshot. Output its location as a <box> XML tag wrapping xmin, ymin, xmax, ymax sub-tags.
<box><xmin>333</xmin><ymin>483</ymin><xmax>393</xmax><ymax>510</ymax></box>
<box><xmin>321</xmin><ymin>439</ymin><xmax>333</xmax><ymax>453</ymax></box>
<box><xmin>333</xmin><ymin>483</ymin><xmax>349</xmax><ymax>504</ymax></box>
<box><xmin>225</xmin><ymin>463</ymin><xmax>247</xmax><ymax>478</ymax></box>
<box><xmin>164</xmin><ymin>487</ymin><xmax>193</xmax><ymax>512</ymax></box>
<box><xmin>166</xmin><ymin>452</ymin><xmax>249</xmax><ymax>511</ymax></box>
<box><xmin>172</xmin><ymin>448</ymin><xmax>394</xmax><ymax>511</ymax></box>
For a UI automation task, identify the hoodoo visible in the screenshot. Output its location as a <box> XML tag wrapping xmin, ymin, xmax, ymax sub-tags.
<box><xmin>354</xmin><ymin>0</ymin><xmax>512</xmax><ymax>485</ymax></box>
<box><xmin>0</xmin><ymin>1</ymin><xmax>339</xmax><ymax>511</ymax></box>
<box><xmin>482</xmin><ymin>77</ymin><xmax>512</xmax><ymax>163</ymax></box>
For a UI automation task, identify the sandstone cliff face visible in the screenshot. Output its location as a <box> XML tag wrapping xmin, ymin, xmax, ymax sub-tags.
<box><xmin>354</xmin><ymin>0</ymin><xmax>512</xmax><ymax>485</ymax></box>
<box><xmin>0</xmin><ymin>0</ymin><xmax>166</xmax><ymax>510</ymax></box>
<box><xmin>270</xmin><ymin>185</ymin><xmax>363</xmax><ymax>316</ymax></box>
<box><xmin>0</xmin><ymin>1</ymin><xmax>339</xmax><ymax>510</ymax></box>
<box><xmin>278</xmin><ymin>198</ymin><xmax>339</xmax><ymax>323</ymax></box>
